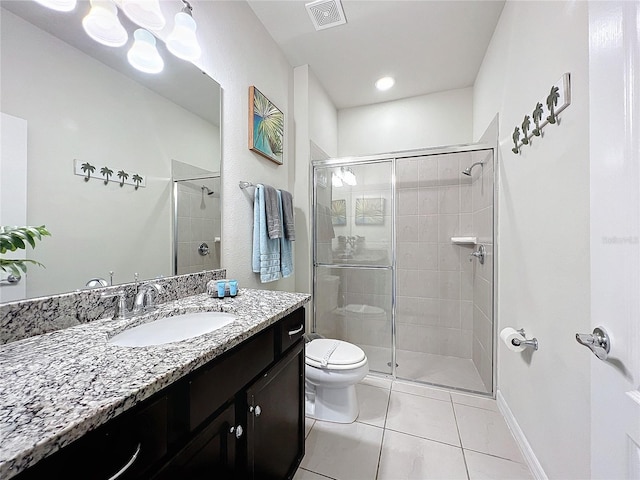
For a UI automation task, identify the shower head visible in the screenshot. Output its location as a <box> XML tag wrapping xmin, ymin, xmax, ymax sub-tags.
<box><xmin>462</xmin><ymin>161</ymin><xmax>485</xmax><ymax>176</ymax></box>
<box><xmin>201</xmin><ymin>186</ymin><xmax>214</xmax><ymax>196</ymax></box>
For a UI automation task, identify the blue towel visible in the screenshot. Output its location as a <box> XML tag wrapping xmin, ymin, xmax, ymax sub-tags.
<box><xmin>278</xmin><ymin>190</ymin><xmax>293</xmax><ymax>278</ymax></box>
<box><xmin>252</xmin><ymin>185</ymin><xmax>281</xmax><ymax>283</ymax></box>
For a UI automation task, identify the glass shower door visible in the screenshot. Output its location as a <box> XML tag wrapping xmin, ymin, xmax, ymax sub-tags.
<box><xmin>395</xmin><ymin>150</ymin><xmax>494</xmax><ymax>393</ymax></box>
<box><xmin>313</xmin><ymin>160</ymin><xmax>394</xmax><ymax>375</ymax></box>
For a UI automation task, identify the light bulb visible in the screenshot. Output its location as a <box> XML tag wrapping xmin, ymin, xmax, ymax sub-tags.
<box><xmin>341</xmin><ymin>168</ymin><xmax>357</xmax><ymax>186</ymax></box>
<box><xmin>82</xmin><ymin>0</ymin><xmax>128</xmax><ymax>48</ymax></box>
<box><xmin>332</xmin><ymin>173</ymin><xmax>343</xmax><ymax>188</ymax></box>
<box><xmin>127</xmin><ymin>29</ymin><xmax>164</xmax><ymax>74</ymax></box>
<box><xmin>34</xmin><ymin>0</ymin><xmax>77</xmax><ymax>12</ymax></box>
<box><xmin>375</xmin><ymin>76</ymin><xmax>395</xmax><ymax>91</ymax></box>
<box><xmin>167</xmin><ymin>10</ymin><xmax>201</xmax><ymax>61</ymax></box>
<box><xmin>121</xmin><ymin>0</ymin><xmax>166</xmax><ymax>31</ymax></box>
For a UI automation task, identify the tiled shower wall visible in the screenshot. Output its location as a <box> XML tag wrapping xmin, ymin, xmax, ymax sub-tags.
<box><xmin>176</xmin><ymin>179</ymin><xmax>221</xmax><ymax>275</ymax></box>
<box><xmin>471</xmin><ymin>150</ymin><xmax>494</xmax><ymax>390</ymax></box>
<box><xmin>396</xmin><ymin>153</ymin><xmax>474</xmax><ymax>359</ymax></box>
<box><xmin>395</xmin><ymin>150</ymin><xmax>493</xmax><ymax>390</ymax></box>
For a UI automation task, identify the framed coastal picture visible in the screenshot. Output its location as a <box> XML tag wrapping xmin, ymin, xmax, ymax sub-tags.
<box><xmin>249</xmin><ymin>86</ymin><xmax>284</xmax><ymax>165</ymax></box>
<box><xmin>331</xmin><ymin>199</ymin><xmax>347</xmax><ymax>225</ymax></box>
<box><xmin>355</xmin><ymin>198</ymin><xmax>385</xmax><ymax>225</ymax></box>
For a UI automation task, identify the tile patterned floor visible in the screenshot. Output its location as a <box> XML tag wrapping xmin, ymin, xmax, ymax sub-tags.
<box><xmin>295</xmin><ymin>377</ymin><xmax>533</xmax><ymax>480</ymax></box>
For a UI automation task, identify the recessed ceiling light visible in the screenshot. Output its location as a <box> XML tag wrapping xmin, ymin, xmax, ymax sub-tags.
<box><xmin>375</xmin><ymin>76</ymin><xmax>395</xmax><ymax>91</ymax></box>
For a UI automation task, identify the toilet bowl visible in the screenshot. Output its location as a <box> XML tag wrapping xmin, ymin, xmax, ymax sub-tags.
<box><xmin>305</xmin><ymin>338</ymin><xmax>369</xmax><ymax>423</ymax></box>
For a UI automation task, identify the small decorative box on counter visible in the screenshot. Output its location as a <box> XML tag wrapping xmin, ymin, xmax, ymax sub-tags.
<box><xmin>206</xmin><ymin>279</ymin><xmax>239</xmax><ymax>298</ymax></box>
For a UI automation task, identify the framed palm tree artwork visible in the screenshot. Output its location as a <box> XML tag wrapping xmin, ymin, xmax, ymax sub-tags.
<box><xmin>249</xmin><ymin>86</ymin><xmax>284</xmax><ymax>165</ymax></box>
<box><xmin>331</xmin><ymin>199</ymin><xmax>346</xmax><ymax>225</ymax></box>
<box><xmin>355</xmin><ymin>197</ymin><xmax>385</xmax><ymax>225</ymax></box>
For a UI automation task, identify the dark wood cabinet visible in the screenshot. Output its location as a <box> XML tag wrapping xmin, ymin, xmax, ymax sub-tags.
<box><xmin>246</xmin><ymin>341</ymin><xmax>305</xmax><ymax>480</ymax></box>
<box><xmin>152</xmin><ymin>403</ymin><xmax>236</xmax><ymax>480</ymax></box>
<box><xmin>14</xmin><ymin>395</ymin><xmax>168</xmax><ymax>480</ymax></box>
<box><xmin>14</xmin><ymin>308</ymin><xmax>305</xmax><ymax>480</ymax></box>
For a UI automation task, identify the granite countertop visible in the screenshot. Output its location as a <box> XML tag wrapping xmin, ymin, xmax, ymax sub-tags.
<box><xmin>0</xmin><ymin>288</ymin><xmax>310</xmax><ymax>479</ymax></box>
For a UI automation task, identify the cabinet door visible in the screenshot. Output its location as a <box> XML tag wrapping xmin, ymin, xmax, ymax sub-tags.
<box><xmin>246</xmin><ymin>341</ymin><xmax>304</xmax><ymax>480</ymax></box>
<box><xmin>15</xmin><ymin>396</ymin><xmax>168</xmax><ymax>480</ymax></box>
<box><xmin>153</xmin><ymin>403</ymin><xmax>237</xmax><ymax>480</ymax></box>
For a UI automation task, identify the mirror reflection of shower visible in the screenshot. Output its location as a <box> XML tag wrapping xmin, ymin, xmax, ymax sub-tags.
<box><xmin>462</xmin><ymin>161</ymin><xmax>485</xmax><ymax>176</ymax></box>
<box><xmin>201</xmin><ymin>185</ymin><xmax>216</xmax><ymax>196</ymax></box>
<box><xmin>172</xmin><ymin>160</ymin><xmax>221</xmax><ymax>275</ymax></box>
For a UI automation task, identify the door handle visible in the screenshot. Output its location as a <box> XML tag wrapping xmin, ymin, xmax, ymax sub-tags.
<box><xmin>575</xmin><ymin>326</ymin><xmax>610</xmax><ymax>360</ymax></box>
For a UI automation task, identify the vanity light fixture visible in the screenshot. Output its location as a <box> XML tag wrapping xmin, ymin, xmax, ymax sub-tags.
<box><xmin>340</xmin><ymin>167</ymin><xmax>357</xmax><ymax>186</ymax></box>
<box><xmin>332</xmin><ymin>167</ymin><xmax>357</xmax><ymax>188</ymax></box>
<box><xmin>166</xmin><ymin>0</ymin><xmax>201</xmax><ymax>61</ymax></box>
<box><xmin>375</xmin><ymin>76</ymin><xmax>395</xmax><ymax>91</ymax></box>
<box><xmin>33</xmin><ymin>0</ymin><xmax>77</xmax><ymax>12</ymax></box>
<box><xmin>121</xmin><ymin>0</ymin><xmax>166</xmax><ymax>31</ymax></box>
<box><xmin>332</xmin><ymin>173</ymin><xmax>343</xmax><ymax>188</ymax></box>
<box><xmin>82</xmin><ymin>0</ymin><xmax>128</xmax><ymax>48</ymax></box>
<box><xmin>127</xmin><ymin>28</ymin><xmax>164</xmax><ymax>74</ymax></box>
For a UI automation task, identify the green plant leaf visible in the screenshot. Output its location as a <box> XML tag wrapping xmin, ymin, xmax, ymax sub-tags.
<box><xmin>0</xmin><ymin>226</ymin><xmax>51</xmax><ymax>273</ymax></box>
<box><xmin>1</xmin><ymin>258</ymin><xmax>45</xmax><ymax>274</ymax></box>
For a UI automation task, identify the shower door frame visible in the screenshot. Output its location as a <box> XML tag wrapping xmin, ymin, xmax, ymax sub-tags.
<box><xmin>312</xmin><ymin>141</ymin><xmax>497</xmax><ymax>395</ymax></box>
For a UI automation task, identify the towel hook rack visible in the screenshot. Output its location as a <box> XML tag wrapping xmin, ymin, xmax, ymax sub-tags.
<box><xmin>239</xmin><ymin>181</ymin><xmax>256</xmax><ymax>189</ymax></box>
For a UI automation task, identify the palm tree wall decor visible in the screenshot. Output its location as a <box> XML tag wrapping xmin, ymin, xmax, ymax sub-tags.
<box><xmin>510</xmin><ymin>73</ymin><xmax>571</xmax><ymax>155</ymax></box>
<box><xmin>73</xmin><ymin>160</ymin><xmax>145</xmax><ymax>188</ymax></box>
<box><xmin>248</xmin><ymin>86</ymin><xmax>284</xmax><ymax>165</ymax></box>
<box><xmin>532</xmin><ymin>102</ymin><xmax>544</xmax><ymax>136</ymax></box>
<box><xmin>100</xmin><ymin>166</ymin><xmax>113</xmax><ymax>185</ymax></box>
<box><xmin>81</xmin><ymin>162</ymin><xmax>95</xmax><ymax>181</ymax></box>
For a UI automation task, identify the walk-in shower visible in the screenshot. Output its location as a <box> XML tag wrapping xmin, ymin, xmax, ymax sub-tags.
<box><xmin>173</xmin><ymin>175</ymin><xmax>221</xmax><ymax>275</ymax></box>
<box><xmin>312</xmin><ymin>144</ymin><xmax>496</xmax><ymax>395</ymax></box>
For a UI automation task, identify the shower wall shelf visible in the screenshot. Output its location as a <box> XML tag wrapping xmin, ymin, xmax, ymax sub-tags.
<box><xmin>451</xmin><ymin>236</ymin><xmax>478</xmax><ymax>245</ymax></box>
<box><xmin>73</xmin><ymin>159</ymin><xmax>146</xmax><ymax>189</ymax></box>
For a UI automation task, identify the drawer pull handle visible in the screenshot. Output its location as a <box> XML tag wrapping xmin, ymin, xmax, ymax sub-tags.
<box><xmin>249</xmin><ymin>405</ymin><xmax>262</xmax><ymax>417</ymax></box>
<box><xmin>288</xmin><ymin>325</ymin><xmax>304</xmax><ymax>336</ymax></box>
<box><xmin>108</xmin><ymin>442</ymin><xmax>141</xmax><ymax>480</ymax></box>
<box><xmin>230</xmin><ymin>424</ymin><xmax>244</xmax><ymax>439</ymax></box>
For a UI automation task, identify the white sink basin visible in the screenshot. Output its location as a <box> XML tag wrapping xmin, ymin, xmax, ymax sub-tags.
<box><xmin>108</xmin><ymin>312</ymin><xmax>236</xmax><ymax>347</ymax></box>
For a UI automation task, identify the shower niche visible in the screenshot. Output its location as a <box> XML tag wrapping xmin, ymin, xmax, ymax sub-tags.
<box><xmin>313</xmin><ymin>145</ymin><xmax>495</xmax><ymax>395</ymax></box>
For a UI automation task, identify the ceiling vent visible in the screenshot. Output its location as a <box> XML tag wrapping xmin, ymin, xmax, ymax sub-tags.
<box><xmin>305</xmin><ymin>0</ymin><xmax>347</xmax><ymax>31</ymax></box>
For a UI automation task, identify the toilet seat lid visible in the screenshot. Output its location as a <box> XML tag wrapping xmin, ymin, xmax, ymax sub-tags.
<box><xmin>306</xmin><ymin>339</ymin><xmax>366</xmax><ymax>368</ymax></box>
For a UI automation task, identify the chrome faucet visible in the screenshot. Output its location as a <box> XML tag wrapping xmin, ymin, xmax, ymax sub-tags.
<box><xmin>101</xmin><ymin>290</ymin><xmax>131</xmax><ymax>320</ymax></box>
<box><xmin>132</xmin><ymin>283</ymin><xmax>163</xmax><ymax>314</ymax></box>
<box><xmin>102</xmin><ymin>283</ymin><xmax>163</xmax><ymax>320</ymax></box>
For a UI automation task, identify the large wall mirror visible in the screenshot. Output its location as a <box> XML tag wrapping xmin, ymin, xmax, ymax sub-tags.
<box><xmin>0</xmin><ymin>0</ymin><xmax>221</xmax><ymax>302</ymax></box>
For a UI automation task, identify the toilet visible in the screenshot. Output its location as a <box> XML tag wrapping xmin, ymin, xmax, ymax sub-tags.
<box><xmin>305</xmin><ymin>338</ymin><xmax>369</xmax><ymax>423</ymax></box>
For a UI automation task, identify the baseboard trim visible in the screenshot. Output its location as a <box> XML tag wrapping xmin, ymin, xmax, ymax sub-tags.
<box><xmin>496</xmin><ymin>390</ymin><xmax>548</xmax><ymax>480</ymax></box>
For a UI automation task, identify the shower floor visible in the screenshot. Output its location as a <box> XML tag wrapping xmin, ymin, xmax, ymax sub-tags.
<box><xmin>361</xmin><ymin>345</ymin><xmax>490</xmax><ymax>394</ymax></box>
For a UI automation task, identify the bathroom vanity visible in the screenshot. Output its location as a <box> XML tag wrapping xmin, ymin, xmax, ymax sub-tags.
<box><xmin>0</xmin><ymin>288</ymin><xmax>309</xmax><ymax>480</ymax></box>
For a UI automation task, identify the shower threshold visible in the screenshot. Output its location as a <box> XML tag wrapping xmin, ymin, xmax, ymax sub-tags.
<box><xmin>362</xmin><ymin>345</ymin><xmax>490</xmax><ymax>394</ymax></box>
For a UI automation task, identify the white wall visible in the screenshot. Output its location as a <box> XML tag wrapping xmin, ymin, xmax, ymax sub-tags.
<box><xmin>1</xmin><ymin>9</ymin><xmax>218</xmax><ymax>297</ymax></box>
<box><xmin>338</xmin><ymin>87</ymin><xmax>473</xmax><ymax>157</ymax></box>
<box><xmin>309</xmin><ymin>71</ymin><xmax>338</xmax><ymax>159</ymax></box>
<box><xmin>186</xmin><ymin>0</ymin><xmax>296</xmax><ymax>291</ymax></box>
<box><xmin>293</xmin><ymin>64</ymin><xmax>338</xmax><ymax>296</ymax></box>
<box><xmin>473</xmin><ymin>2</ymin><xmax>591</xmax><ymax>478</ymax></box>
